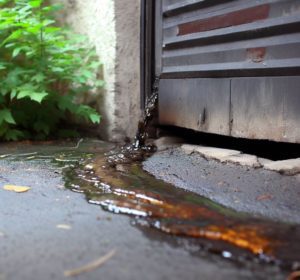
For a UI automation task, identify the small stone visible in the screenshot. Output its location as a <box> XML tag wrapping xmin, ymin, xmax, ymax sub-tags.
<box><xmin>84</xmin><ymin>164</ymin><xmax>94</xmax><ymax>171</ymax></box>
<box><xmin>181</xmin><ymin>144</ymin><xmax>240</xmax><ymax>160</ymax></box>
<box><xmin>263</xmin><ymin>158</ymin><xmax>300</xmax><ymax>175</ymax></box>
<box><xmin>116</xmin><ymin>164</ymin><xmax>126</xmax><ymax>172</ymax></box>
<box><xmin>181</xmin><ymin>144</ymin><xmax>198</xmax><ymax>155</ymax></box>
<box><xmin>56</xmin><ymin>224</ymin><xmax>72</xmax><ymax>230</ymax></box>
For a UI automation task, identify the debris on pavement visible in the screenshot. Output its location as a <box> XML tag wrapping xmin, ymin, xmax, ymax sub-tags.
<box><xmin>3</xmin><ymin>185</ymin><xmax>31</xmax><ymax>193</ymax></box>
<box><xmin>256</xmin><ymin>194</ymin><xmax>273</xmax><ymax>201</ymax></box>
<box><xmin>64</xmin><ymin>249</ymin><xmax>116</xmax><ymax>277</ymax></box>
<box><xmin>56</xmin><ymin>224</ymin><xmax>72</xmax><ymax>230</ymax></box>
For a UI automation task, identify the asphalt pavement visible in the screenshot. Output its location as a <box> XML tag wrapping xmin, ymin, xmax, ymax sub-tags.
<box><xmin>0</xmin><ymin>141</ymin><xmax>292</xmax><ymax>280</ymax></box>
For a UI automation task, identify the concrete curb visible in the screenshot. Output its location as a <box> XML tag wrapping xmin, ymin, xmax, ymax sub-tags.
<box><xmin>180</xmin><ymin>144</ymin><xmax>300</xmax><ymax>176</ymax></box>
<box><xmin>263</xmin><ymin>158</ymin><xmax>300</xmax><ymax>175</ymax></box>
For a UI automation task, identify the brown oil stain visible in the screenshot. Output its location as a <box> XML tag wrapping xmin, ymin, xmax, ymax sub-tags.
<box><xmin>3</xmin><ymin>141</ymin><xmax>299</xmax><ymax>271</ymax></box>
<box><xmin>63</xmin><ymin>152</ymin><xmax>300</xmax><ymax>267</ymax></box>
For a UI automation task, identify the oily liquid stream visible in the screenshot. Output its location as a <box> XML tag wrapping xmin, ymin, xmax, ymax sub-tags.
<box><xmin>133</xmin><ymin>77</ymin><xmax>159</xmax><ymax>149</ymax></box>
<box><xmin>101</xmin><ymin>78</ymin><xmax>159</xmax><ymax>171</ymax></box>
<box><xmin>64</xmin><ymin>152</ymin><xmax>300</xmax><ymax>270</ymax></box>
<box><xmin>2</xmin><ymin>140</ymin><xmax>299</xmax><ymax>271</ymax></box>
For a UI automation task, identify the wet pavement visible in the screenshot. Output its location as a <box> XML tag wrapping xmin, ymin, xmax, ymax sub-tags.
<box><xmin>0</xmin><ymin>140</ymin><xmax>298</xmax><ymax>280</ymax></box>
<box><xmin>143</xmin><ymin>147</ymin><xmax>300</xmax><ymax>224</ymax></box>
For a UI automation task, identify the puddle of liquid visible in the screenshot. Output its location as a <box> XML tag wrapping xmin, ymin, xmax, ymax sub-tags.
<box><xmin>60</xmin><ymin>145</ymin><xmax>300</xmax><ymax>271</ymax></box>
<box><xmin>1</xmin><ymin>140</ymin><xmax>300</xmax><ymax>273</ymax></box>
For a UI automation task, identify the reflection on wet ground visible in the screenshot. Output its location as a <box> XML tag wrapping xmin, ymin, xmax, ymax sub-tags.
<box><xmin>1</xmin><ymin>140</ymin><xmax>300</xmax><ymax>275</ymax></box>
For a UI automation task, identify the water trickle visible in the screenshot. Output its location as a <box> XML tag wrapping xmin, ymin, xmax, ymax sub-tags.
<box><xmin>133</xmin><ymin>76</ymin><xmax>159</xmax><ymax>149</ymax></box>
<box><xmin>104</xmin><ymin>77</ymin><xmax>159</xmax><ymax>168</ymax></box>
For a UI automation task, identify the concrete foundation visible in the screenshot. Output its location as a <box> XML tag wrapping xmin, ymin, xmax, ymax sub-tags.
<box><xmin>52</xmin><ymin>0</ymin><xmax>141</xmax><ymax>141</ymax></box>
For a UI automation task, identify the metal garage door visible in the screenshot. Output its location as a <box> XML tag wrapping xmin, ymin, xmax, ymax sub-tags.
<box><xmin>154</xmin><ymin>0</ymin><xmax>300</xmax><ymax>143</ymax></box>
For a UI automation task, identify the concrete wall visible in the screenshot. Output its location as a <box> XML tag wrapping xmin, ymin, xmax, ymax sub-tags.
<box><xmin>53</xmin><ymin>0</ymin><xmax>141</xmax><ymax>141</ymax></box>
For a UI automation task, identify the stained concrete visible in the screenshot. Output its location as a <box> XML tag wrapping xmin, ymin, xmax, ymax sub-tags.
<box><xmin>143</xmin><ymin>147</ymin><xmax>300</xmax><ymax>224</ymax></box>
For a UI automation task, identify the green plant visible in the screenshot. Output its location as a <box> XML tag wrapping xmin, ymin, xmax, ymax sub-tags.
<box><xmin>0</xmin><ymin>0</ymin><xmax>102</xmax><ymax>140</ymax></box>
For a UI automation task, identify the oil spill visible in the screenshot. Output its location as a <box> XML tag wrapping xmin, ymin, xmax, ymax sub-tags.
<box><xmin>2</xmin><ymin>140</ymin><xmax>300</xmax><ymax>274</ymax></box>
<box><xmin>62</xmin><ymin>147</ymin><xmax>300</xmax><ymax>272</ymax></box>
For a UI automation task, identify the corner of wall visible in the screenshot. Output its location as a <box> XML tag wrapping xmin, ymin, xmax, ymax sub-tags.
<box><xmin>51</xmin><ymin>0</ymin><xmax>142</xmax><ymax>142</ymax></box>
<box><xmin>112</xmin><ymin>0</ymin><xmax>142</xmax><ymax>142</ymax></box>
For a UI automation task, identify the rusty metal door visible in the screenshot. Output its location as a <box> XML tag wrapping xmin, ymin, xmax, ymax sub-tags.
<box><xmin>155</xmin><ymin>0</ymin><xmax>300</xmax><ymax>143</ymax></box>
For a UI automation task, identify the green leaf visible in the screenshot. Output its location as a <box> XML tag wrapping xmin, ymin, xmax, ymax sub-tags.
<box><xmin>44</xmin><ymin>26</ymin><xmax>61</xmax><ymax>33</ymax></box>
<box><xmin>10</xmin><ymin>89</ymin><xmax>17</xmax><ymax>100</ymax></box>
<box><xmin>29</xmin><ymin>0</ymin><xmax>42</xmax><ymax>8</ymax></box>
<box><xmin>89</xmin><ymin>113</ymin><xmax>101</xmax><ymax>124</ymax></box>
<box><xmin>12</xmin><ymin>47</ymin><xmax>22</xmax><ymax>58</ymax></box>
<box><xmin>82</xmin><ymin>70</ymin><xmax>93</xmax><ymax>79</ymax></box>
<box><xmin>27</xmin><ymin>25</ymin><xmax>42</xmax><ymax>34</ymax></box>
<box><xmin>5</xmin><ymin>43</ymin><xmax>16</xmax><ymax>49</ymax></box>
<box><xmin>57</xmin><ymin>95</ymin><xmax>77</xmax><ymax>112</ymax></box>
<box><xmin>30</xmin><ymin>91</ymin><xmax>48</xmax><ymax>103</ymax></box>
<box><xmin>95</xmin><ymin>80</ymin><xmax>105</xmax><ymax>87</ymax></box>
<box><xmin>17</xmin><ymin>90</ymin><xmax>32</xmax><ymax>100</ymax></box>
<box><xmin>90</xmin><ymin>61</ymin><xmax>101</xmax><ymax>69</ymax></box>
<box><xmin>42</xmin><ymin>19</ymin><xmax>55</xmax><ymax>26</ymax></box>
<box><xmin>51</xmin><ymin>67</ymin><xmax>64</xmax><ymax>73</ymax></box>
<box><xmin>31</xmin><ymin>73</ymin><xmax>45</xmax><ymax>83</ymax></box>
<box><xmin>17</xmin><ymin>90</ymin><xmax>48</xmax><ymax>103</ymax></box>
<box><xmin>0</xmin><ymin>109</ymin><xmax>16</xmax><ymax>125</ymax></box>
<box><xmin>1</xmin><ymin>30</ymin><xmax>22</xmax><ymax>47</ymax></box>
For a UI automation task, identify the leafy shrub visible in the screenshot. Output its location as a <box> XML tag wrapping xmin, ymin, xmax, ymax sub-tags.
<box><xmin>0</xmin><ymin>0</ymin><xmax>102</xmax><ymax>140</ymax></box>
